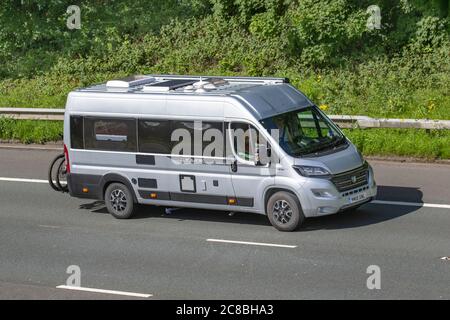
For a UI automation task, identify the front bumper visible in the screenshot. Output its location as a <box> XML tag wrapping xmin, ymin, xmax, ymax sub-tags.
<box><xmin>302</xmin><ymin>185</ymin><xmax>377</xmax><ymax>217</ymax></box>
<box><xmin>300</xmin><ymin>176</ymin><xmax>377</xmax><ymax>218</ymax></box>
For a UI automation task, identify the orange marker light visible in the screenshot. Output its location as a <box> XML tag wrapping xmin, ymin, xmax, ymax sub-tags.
<box><xmin>82</xmin><ymin>188</ymin><xmax>89</xmax><ymax>193</ymax></box>
<box><xmin>228</xmin><ymin>198</ymin><xmax>236</xmax><ymax>205</ymax></box>
<box><xmin>150</xmin><ymin>193</ymin><xmax>157</xmax><ymax>199</ymax></box>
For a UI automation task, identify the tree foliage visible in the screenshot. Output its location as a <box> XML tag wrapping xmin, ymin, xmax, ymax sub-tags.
<box><xmin>0</xmin><ymin>0</ymin><xmax>448</xmax><ymax>121</ymax></box>
<box><xmin>0</xmin><ymin>0</ymin><xmax>194</xmax><ymax>77</ymax></box>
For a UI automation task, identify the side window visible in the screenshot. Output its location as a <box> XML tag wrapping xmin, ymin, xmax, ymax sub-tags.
<box><xmin>138</xmin><ymin>120</ymin><xmax>171</xmax><ymax>154</ymax></box>
<box><xmin>170</xmin><ymin>120</ymin><xmax>224</xmax><ymax>157</ymax></box>
<box><xmin>229</xmin><ymin>122</ymin><xmax>259</xmax><ymax>162</ymax></box>
<box><xmin>201</xmin><ymin>122</ymin><xmax>224</xmax><ymax>158</ymax></box>
<box><xmin>171</xmin><ymin>120</ymin><xmax>196</xmax><ymax>156</ymax></box>
<box><xmin>70</xmin><ymin>116</ymin><xmax>84</xmax><ymax>149</ymax></box>
<box><xmin>84</xmin><ymin>118</ymin><xmax>137</xmax><ymax>152</ymax></box>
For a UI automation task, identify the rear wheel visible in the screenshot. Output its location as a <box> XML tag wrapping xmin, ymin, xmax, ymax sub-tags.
<box><xmin>267</xmin><ymin>191</ymin><xmax>304</xmax><ymax>231</ymax></box>
<box><xmin>105</xmin><ymin>183</ymin><xmax>135</xmax><ymax>219</ymax></box>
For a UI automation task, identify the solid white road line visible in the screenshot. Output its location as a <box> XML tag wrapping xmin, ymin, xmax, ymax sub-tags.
<box><xmin>56</xmin><ymin>285</ymin><xmax>152</xmax><ymax>298</ymax></box>
<box><xmin>207</xmin><ymin>238</ymin><xmax>297</xmax><ymax>248</ymax></box>
<box><xmin>372</xmin><ymin>200</ymin><xmax>450</xmax><ymax>209</ymax></box>
<box><xmin>0</xmin><ymin>176</ymin><xmax>449</xmax><ymax>209</ymax></box>
<box><xmin>0</xmin><ymin>177</ymin><xmax>48</xmax><ymax>184</ymax></box>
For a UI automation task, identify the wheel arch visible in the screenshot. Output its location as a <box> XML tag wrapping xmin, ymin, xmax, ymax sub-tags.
<box><xmin>263</xmin><ymin>186</ymin><xmax>302</xmax><ymax>215</ymax></box>
<box><xmin>100</xmin><ymin>173</ymin><xmax>137</xmax><ymax>203</ymax></box>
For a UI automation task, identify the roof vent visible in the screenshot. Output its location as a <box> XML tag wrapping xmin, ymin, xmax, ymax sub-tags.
<box><xmin>183</xmin><ymin>85</ymin><xmax>195</xmax><ymax>92</ymax></box>
<box><xmin>203</xmin><ymin>83</ymin><xmax>217</xmax><ymax>89</ymax></box>
<box><xmin>206</xmin><ymin>78</ymin><xmax>228</xmax><ymax>86</ymax></box>
<box><xmin>184</xmin><ymin>77</ymin><xmax>228</xmax><ymax>93</ymax></box>
<box><xmin>106</xmin><ymin>75</ymin><xmax>155</xmax><ymax>88</ymax></box>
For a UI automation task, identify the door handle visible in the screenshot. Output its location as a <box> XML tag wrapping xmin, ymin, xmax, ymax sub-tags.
<box><xmin>231</xmin><ymin>160</ymin><xmax>237</xmax><ymax>172</ymax></box>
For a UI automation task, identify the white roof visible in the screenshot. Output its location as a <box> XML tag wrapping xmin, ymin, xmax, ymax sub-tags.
<box><xmin>73</xmin><ymin>75</ymin><xmax>313</xmax><ymax>119</ymax></box>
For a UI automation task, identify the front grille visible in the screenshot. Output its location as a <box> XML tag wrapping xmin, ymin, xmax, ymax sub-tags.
<box><xmin>331</xmin><ymin>163</ymin><xmax>369</xmax><ymax>192</ymax></box>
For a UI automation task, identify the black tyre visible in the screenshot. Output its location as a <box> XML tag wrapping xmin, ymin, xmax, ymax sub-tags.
<box><xmin>104</xmin><ymin>183</ymin><xmax>135</xmax><ymax>219</ymax></box>
<box><xmin>266</xmin><ymin>191</ymin><xmax>305</xmax><ymax>231</ymax></box>
<box><xmin>55</xmin><ymin>157</ymin><xmax>69</xmax><ymax>193</ymax></box>
<box><xmin>48</xmin><ymin>153</ymin><xmax>65</xmax><ymax>192</ymax></box>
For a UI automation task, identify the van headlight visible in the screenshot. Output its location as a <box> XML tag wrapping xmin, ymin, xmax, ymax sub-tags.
<box><xmin>293</xmin><ymin>165</ymin><xmax>331</xmax><ymax>178</ymax></box>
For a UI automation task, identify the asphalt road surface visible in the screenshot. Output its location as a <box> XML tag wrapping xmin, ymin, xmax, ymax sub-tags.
<box><xmin>0</xmin><ymin>147</ymin><xmax>449</xmax><ymax>299</ymax></box>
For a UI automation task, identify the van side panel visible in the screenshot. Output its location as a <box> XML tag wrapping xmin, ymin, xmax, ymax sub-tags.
<box><xmin>65</xmin><ymin>94</ymin><xmax>256</xmax><ymax>212</ymax></box>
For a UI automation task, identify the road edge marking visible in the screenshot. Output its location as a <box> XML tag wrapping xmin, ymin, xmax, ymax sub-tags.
<box><xmin>207</xmin><ymin>238</ymin><xmax>297</xmax><ymax>248</ymax></box>
<box><xmin>0</xmin><ymin>177</ymin><xmax>48</xmax><ymax>184</ymax></box>
<box><xmin>56</xmin><ymin>285</ymin><xmax>153</xmax><ymax>298</ymax></box>
<box><xmin>1</xmin><ymin>176</ymin><xmax>449</xmax><ymax>209</ymax></box>
<box><xmin>372</xmin><ymin>200</ymin><xmax>450</xmax><ymax>209</ymax></box>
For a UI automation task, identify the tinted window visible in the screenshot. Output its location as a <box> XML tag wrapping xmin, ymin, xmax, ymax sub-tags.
<box><xmin>84</xmin><ymin>118</ymin><xmax>137</xmax><ymax>152</ymax></box>
<box><xmin>70</xmin><ymin>116</ymin><xmax>84</xmax><ymax>149</ymax></box>
<box><xmin>170</xmin><ymin>120</ymin><xmax>224</xmax><ymax>157</ymax></box>
<box><xmin>138</xmin><ymin>120</ymin><xmax>171</xmax><ymax>154</ymax></box>
<box><xmin>171</xmin><ymin>120</ymin><xmax>196</xmax><ymax>156</ymax></box>
<box><xmin>201</xmin><ymin>122</ymin><xmax>224</xmax><ymax>157</ymax></box>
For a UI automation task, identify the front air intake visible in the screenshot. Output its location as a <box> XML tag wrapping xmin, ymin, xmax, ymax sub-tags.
<box><xmin>331</xmin><ymin>163</ymin><xmax>369</xmax><ymax>192</ymax></box>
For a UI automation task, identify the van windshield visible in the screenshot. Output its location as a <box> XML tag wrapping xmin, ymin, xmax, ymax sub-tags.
<box><xmin>260</xmin><ymin>106</ymin><xmax>346</xmax><ymax>157</ymax></box>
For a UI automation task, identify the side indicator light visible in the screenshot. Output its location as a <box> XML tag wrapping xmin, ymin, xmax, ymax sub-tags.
<box><xmin>150</xmin><ymin>193</ymin><xmax>157</xmax><ymax>199</ymax></box>
<box><xmin>82</xmin><ymin>187</ymin><xmax>89</xmax><ymax>193</ymax></box>
<box><xmin>228</xmin><ymin>198</ymin><xmax>237</xmax><ymax>205</ymax></box>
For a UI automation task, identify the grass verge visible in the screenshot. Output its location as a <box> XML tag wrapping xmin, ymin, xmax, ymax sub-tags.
<box><xmin>344</xmin><ymin>128</ymin><xmax>450</xmax><ymax>159</ymax></box>
<box><xmin>0</xmin><ymin>118</ymin><xmax>63</xmax><ymax>144</ymax></box>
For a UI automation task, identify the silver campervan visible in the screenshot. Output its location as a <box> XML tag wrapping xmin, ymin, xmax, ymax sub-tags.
<box><xmin>63</xmin><ymin>75</ymin><xmax>377</xmax><ymax>231</ymax></box>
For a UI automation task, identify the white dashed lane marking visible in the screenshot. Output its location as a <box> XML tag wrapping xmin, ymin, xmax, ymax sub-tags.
<box><xmin>56</xmin><ymin>285</ymin><xmax>153</xmax><ymax>298</ymax></box>
<box><xmin>207</xmin><ymin>238</ymin><xmax>297</xmax><ymax>248</ymax></box>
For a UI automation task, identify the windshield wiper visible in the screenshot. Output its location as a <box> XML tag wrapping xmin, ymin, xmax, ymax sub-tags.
<box><xmin>329</xmin><ymin>136</ymin><xmax>346</xmax><ymax>148</ymax></box>
<box><xmin>301</xmin><ymin>136</ymin><xmax>346</xmax><ymax>156</ymax></box>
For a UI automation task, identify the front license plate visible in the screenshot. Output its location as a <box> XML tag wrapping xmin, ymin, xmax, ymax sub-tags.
<box><xmin>348</xmin><ymin>192</ymin><xmax>366</xmax><ymax>204</ymax></box>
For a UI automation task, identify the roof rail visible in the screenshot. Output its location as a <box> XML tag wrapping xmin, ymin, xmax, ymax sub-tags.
<box><xmin>78</xmin><ymin>74</ymin><xmax>291</xmax><ymax>94</ymax></box>
<box><xmin>151</xmin><ymin>74</ymin><xmax>289</xmax><ymax>84</ymax></box>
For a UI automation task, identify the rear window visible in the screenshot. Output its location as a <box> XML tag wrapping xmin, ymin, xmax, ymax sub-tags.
<box><xmin>70</xmin><ymin>116</ymin><xmax>84</xmax><ymax>149</ymax></box>
<box><xmin>84</xmin><ymin>118</ymin><xmax>137</xmax><ymax>152</ymax></box>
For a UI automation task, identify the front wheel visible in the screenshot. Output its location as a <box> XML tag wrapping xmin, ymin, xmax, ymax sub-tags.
<box><xmin>104</xmin><ymin>183</ymin><xmax>135</xmax><ymax>219</ymax></box>
<box><xmin>267</xmin><ymin>191</ymin><xmax>305</xmax><ymax>231</ymax></box>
